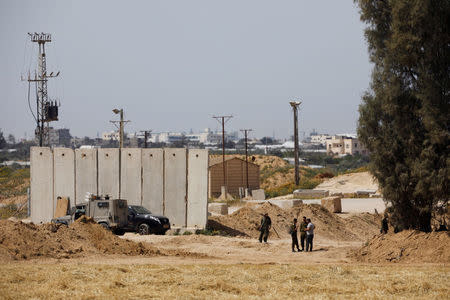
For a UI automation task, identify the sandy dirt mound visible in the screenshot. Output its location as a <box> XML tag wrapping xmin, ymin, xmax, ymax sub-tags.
<box><xmin>352</xmin><ymin>230</ymin><xmax>450</xmax><ymax>263</ymax></box>
<box><xmin>314</xmin><ymin>172</ymin><xmax>379</xmax><ymax>194</ymax></box>
<box><xmin>0</xmin><ymin>217</ymin><xmax>204</xmax><ymax>261</ymax></box>
<box><xmin>209</xmin><ymin>202</ymin><xmax>380</xmax><ymax>241</ymax></box>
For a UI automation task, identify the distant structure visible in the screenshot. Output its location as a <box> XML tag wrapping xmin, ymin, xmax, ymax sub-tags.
<box><xmin>47</xmin><ymin>128</ymin><xmax>72</xmax><ymax>147</ymax></box>
<box><xmin>208</xmin><ymin>156</ymin><xmax>260</xmax><ymax>198</ymax></box>
<box><xmin>326</xmin><ymin>135</ymin><xmax>368</xmax><ymax>156</ymax></box>
<box><xmin>149</xmin><ymin>129</ymin><xmax>238</xmax><ymax>145</ymax></box>
<box><xmin>102</xmin><ymin>131</ymin><xmax>121</xmax><ymax>141</ymax></box>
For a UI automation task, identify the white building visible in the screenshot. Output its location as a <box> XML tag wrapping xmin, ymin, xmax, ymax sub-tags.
<box><xmin>150</xmin><ymin>128</ymin><xmax>238</xmax><ymax>145</ymax></box>
<box><xmin>310</xmin><ymin>134</ymin><xmax>330</xmax><ymax>145</ymax></box>
<box><xmin>102</xmin><ymin>131</ymin><xmax>120</xmax><ymax>141</ymax></box>
<box><xmin>326</xmin><ymin>135</ymin><xmax>368</xmax><ymax>156</ymax></box>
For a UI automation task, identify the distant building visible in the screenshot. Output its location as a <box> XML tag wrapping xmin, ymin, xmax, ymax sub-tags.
<box><xmin>310</xmin><ymin>134</ymin><xmax>330</xmax><ymax>146</ymax></box>
<box><xmin>326</xmin><ymin>135</ymin><xmax>368</xmax><ymax>156</ymax></box>
<box><xmin>208</xmin><ymin>156</ymin><xmax>260</xmax><ymax>198</ymax></box>
<box><xmin>102</xmin><ymin>131</ymin><xmax>120</xmax><ymax>141</ymax></box>
<box><xmin>45</xmin><ymin>127</ymin><xmax>72</xmax><ymax>147</ymax></box>
<box><xmin>150</xmin><ymin>128</ymin><xmax>239</xmax><ymax>145</ymax></box>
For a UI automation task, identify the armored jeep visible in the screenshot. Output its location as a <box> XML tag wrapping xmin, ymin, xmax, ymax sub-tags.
<box><xmin>52</xmin><ymin>195</ymin><xmax>128</xmax><ymax>234</ymax></box>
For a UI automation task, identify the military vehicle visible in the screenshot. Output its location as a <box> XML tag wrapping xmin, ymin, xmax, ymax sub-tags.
<box><xmin>52</xmin><ymin>195</ymin><xmax>128</xmax><ymax>234</ymax></box>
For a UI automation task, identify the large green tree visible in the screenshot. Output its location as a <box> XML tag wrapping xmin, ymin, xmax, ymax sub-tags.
<box><xmin>355</xmin><ymin>0</ymin><xmax>449</xmax><ymax>231</ymax></box>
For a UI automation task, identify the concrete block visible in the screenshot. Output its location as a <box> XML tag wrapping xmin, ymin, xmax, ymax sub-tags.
<box><xmin>98</xmin><ymin>148</ymin><xmax>119</xmax><ymax>199</ymax></box>
<box><xmin>53</xmin><ymin>148</ymin><xmax>74</xmax><ymax>211</ymax></box>
<box><xmin>187</xmin><ymin>149</ymin><xmax>208</xmax><ymax>228</ymax></box>
<box><xmin>294</xmin><ymin>189</ymin><xmax>329</xmax><ymax>199</ymax></box>
<box><xmin>75</xmin><ymin>148</ymin><xmax>97</xmax><ymax>204</ymax></box>
<box><xmin>30</xmin><ymin>147</ymin><xmax>53</xmax><ymax>223</ymax></box>
<box><xmin>121</xmin><ymin>149</ymin><xmax>142</xmax><ymax>205</ymax></box>
<box><xmin>54</xmin><ymin>197</ymin><xmax>69</xmax><ymax>218</ymax></box>
<box><xmin>164</xmin><ymin>148</ymin><xmax>187</xmax><ymax>227</ymax></box>
<box><xmin>321</xmin><ymin>196</ymin><xmax>342</xmax><ymax>213</ymax></box>
<box><xmin>142</xmin><ymin>148</ymin><xmax>164</xmax><ymax>215</ymax></box>
<box><xmin>268</xmin><ymin>199</ymin><xmax>303</xmax><ymax>209</ymax></box>
<box><xmin>252</xmin><ymin>189</ymin><xmax>266</xmax><ymax>200</ymax></box>
<box><xmin>208</xmin><ymin>203</ymin><xmax>228</xmax><ymax>215</ymax></box>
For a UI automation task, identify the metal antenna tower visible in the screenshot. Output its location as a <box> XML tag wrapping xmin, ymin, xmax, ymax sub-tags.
<box><xmin>289</xmin><ymin>100</ymin><xmax>301</xmax><ymax>186</ymax></box>
<box><xmin>213</xmin><ymin>115</ymin><xmax>233</xmax><ymax>190</ymax></box>
<box><xmin>240</xmin><ymin>129</ymin><xmax>253</xmax><ymax>189</ymax></box>
<box><xmin>22</xmin><ymin>33</ymin><xmax>60</xmax><ymax>146</ymax></box>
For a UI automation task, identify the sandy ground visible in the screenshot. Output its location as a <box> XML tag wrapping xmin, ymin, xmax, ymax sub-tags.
<box><xmin>117</xmin><ymin>233</ymin><xmax>363</xmax><ymax>265</ymax></box>
<box><xmin>314</xmin><ymin>171</ymin><xmax>379</xmax><ymax>194</ymax></box>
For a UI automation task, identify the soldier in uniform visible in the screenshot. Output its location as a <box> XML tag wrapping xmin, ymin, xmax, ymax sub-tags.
<box><xmin>299</xmin><ymin>216</ymin><xmax>308</xmax><ymax>251</ymax></box>
<box><xmin>380</xmin><ymin>215</ymin><xmax>389</xmax><ymax>234</ymax></box>
<box><xmin>259</xmin><ymin>213</ymin><xmax>272</xmax><ymax>243</ymax></box>
<box><xmin>290</xmin><ymin>218</ymin><xmax>300</xmax><ymax>252</ymax></box>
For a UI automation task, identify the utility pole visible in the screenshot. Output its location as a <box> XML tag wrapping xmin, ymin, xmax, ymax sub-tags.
<box><xmin>240</xmin><ymin>129</ymin><xmax>252</xmax><ymax>189</ymax></box>
<box><xmin>111</xmin><ymin>109</ymin><xmax>130</xmax><ymax>149</ymax></box>
<box><xmin>22</xmin><ymin>33</ymin><xmax>60</xmax><ymax>146</ymax></box>
<box><xmin>213</xmin><ymin>115</ymin><xmax>233</xmax><ymax>192</ymax></box>
<box><xmin>111</xmin><ymin>108</ymin><xmax>130</xmax><ymax>199</ymax></box>
<box><xmin>290</xmin><ymin>101</ymin><xmax>301</xmax><ymax>186</ymax></box>
<box><xmin>141</xmin><ymin>130</ymin><xmax>152</xmax><ymax>148</ymax></box>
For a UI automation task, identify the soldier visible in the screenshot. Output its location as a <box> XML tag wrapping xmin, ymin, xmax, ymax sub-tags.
<box><xmin>290</xmin><ymin>218</ymin><xmax>300</xmax><ymax>252</ymax></box>
<box><xmin>305</xmin><ymin>218</ymin><xmax>315</xmax><ymax>252</ymax></box>
<box><xmin>380</xmin><ymin>215</ymin><xmax>389</xmax><ymax>234</ymax></box>
<box><xmin>259</xmin><ymin>213</ymin><xmax>272</xmax><ymax>243</ymax></box>
<box><xmin>299</xmin><ymin>216</ymin><xmax>308</xmax><ymax>251</ymax></box>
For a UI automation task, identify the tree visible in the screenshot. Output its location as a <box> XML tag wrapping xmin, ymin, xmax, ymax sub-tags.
<box><xmin>355</xmin><ymin>0</ymin><xmax>449</xmax><ymax>231</ymax></box>
<box><xmin>7</xmin><ymin>134</ymin><xmax>15</xmax><ymax>145</ymax></box>
<box><xmin>260</xmin><ymin>137</ymin><xmax>274</xmax><ymax>145</ymax></box>
<box><xmin>0</xmin><ymin>130</ymin><xmax>6</xmax><ymax>149</ymax></box>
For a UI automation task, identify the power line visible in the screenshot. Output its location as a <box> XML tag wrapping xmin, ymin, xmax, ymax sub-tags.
<box><xmin>213</xmin><ymin>115</ymin><xmax>233</xmax><ymax>190</ymax></box>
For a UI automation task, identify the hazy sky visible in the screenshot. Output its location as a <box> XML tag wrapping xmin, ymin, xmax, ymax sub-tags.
<box><xmin>0</xmin><ymin>0</ymin><xmax>372</xmax><ymax>140</ymax></box>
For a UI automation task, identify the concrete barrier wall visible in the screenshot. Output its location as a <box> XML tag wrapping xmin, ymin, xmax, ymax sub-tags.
<box><xmin>31</xmin><ymin>147</ymin><xmax>208</xmax><ymax>228</ymax></box>
<box><xmin>53</xmin><ymin>148</ymin><xmax>75</xmax><ymax>212</ymax></box>
<box><xmin>187</xmin><ymin>149</ymin><xmax>209</xmax><ymax>228</ymax></box>
<box><xmin>31</xmin><ymin>147</ymin><xmax>53</xmax><ymax>223</ymax></box>
<box><xmin>75</xmin><ymin>148</ymin><xmax>97</xmax><ymax>204</ymax></box>
<box><xmin>142</xmin><ymin>148</ymin><xmax>164</xmax><ymax>215</ymax></box>
<box><xmin>98</xmin><ymin>148</ymin><xmax>119</xmax><ymax>199</ymax></box>
<box><xmin>121</xmin><ymin>149</ymin><xmax>142</xmax><ymax>205</ymax></box>
<box><xmin>164</xmin><ymin>148</ymin><xmax>187</xmax><ymax>227</ymax></box>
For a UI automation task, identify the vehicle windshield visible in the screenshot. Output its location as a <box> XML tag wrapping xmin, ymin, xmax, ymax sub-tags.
<box><xmin>130</xmin><ymin>205</ymin><xmax>151</xmax><ymax>214</ymax></box>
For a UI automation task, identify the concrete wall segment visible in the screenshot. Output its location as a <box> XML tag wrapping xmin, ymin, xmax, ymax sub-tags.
<box><xmin>121</xmin><ymin>148</ymin><xmax>142</xmax><ymax>205</ymax></box>
<box><xmin>75</xmin><ymin>148</ymin><xmax>98</xmax><ymax>204</ymax></box>
<box><xmin>187</xmin><ymin>149</ymin><xmax>209</xmax><ymax>228</ymax></box>
<box><xmin>53</xmin><ymin>147</ymin><xmax>75</xmax><ymax>211</ymax></box>
<box><xmin>98</xmin><ymin>148</ymin><xmax>119</xmax><ymax>199</ymax></box>
<box><xmin>164</xmin><ymin>148</ymin><xmax>187</xmax><ymax>227</ymax></box>
<box><xmin>30</xmin><ymin>147</ymin><xmax>54</xmax><ymax>223</ymax></box>
<box><xmin>142</xmin><ymin>148</ymin><xmax>164</xmax><ymax>215</ymax></box>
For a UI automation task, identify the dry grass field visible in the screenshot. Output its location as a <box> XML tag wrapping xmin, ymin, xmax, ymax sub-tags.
<box><xmin>0</xmin><ymin>263</ymin><xmax>448</xmax><ymax>299</ymax></box>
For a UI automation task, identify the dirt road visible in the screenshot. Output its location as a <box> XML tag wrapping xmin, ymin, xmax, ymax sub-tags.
<box><xmin>119</xmin><ymin>233</ymin><xmax>361</xmax><ymax>265</ymax></box>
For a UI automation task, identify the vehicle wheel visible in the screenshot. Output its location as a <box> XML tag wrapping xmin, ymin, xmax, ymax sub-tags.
<box><xmin>138</xmin><ymin>223</ymin><xmax>150</xmax><ymax>235</ymax></box>
<box><xmin>100</xmin><ymin>223</ymin><xmax>109</xmax><ymax>230</ymax></box>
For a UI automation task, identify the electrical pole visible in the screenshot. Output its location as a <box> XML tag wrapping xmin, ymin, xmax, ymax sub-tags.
<box><xmin>22</xmin><ymin>33</ymin><xmax>60</xmax><ymax>146</ymax></box>
<box><xmin>213</xmin><ymin>115</ymin><xmax>233</xmax><ymax>190</ymax></box>
<box><xmin>141</xmin><ymin>130</ymin><xmax>152</xmax><ymax>148</ymax></box>
<box><xmin>290</xmin><ymin>101</ymin><xmax>301</xmax><ymax>186</ymax></box>
<box><xmin>111</xmin><ymin>108</ymin><xmax>130</xmax><ymax>199</ymax></box>
<box><xmin>240</xmin><ymin>129</ymin><xmax>252</xmax><ymax>189</ymax></box>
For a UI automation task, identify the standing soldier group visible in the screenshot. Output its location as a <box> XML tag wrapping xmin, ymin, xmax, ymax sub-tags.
<box><xmin>258</xmin><ymin>213</ymin><xmax>316</xmax><ymax>252</ymax></box>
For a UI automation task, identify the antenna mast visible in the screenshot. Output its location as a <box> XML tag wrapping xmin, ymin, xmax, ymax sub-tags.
<box><xmin>22</xmin><ymin>32</ymin><xmax>60</xmax><ymax>146</ymax></box>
